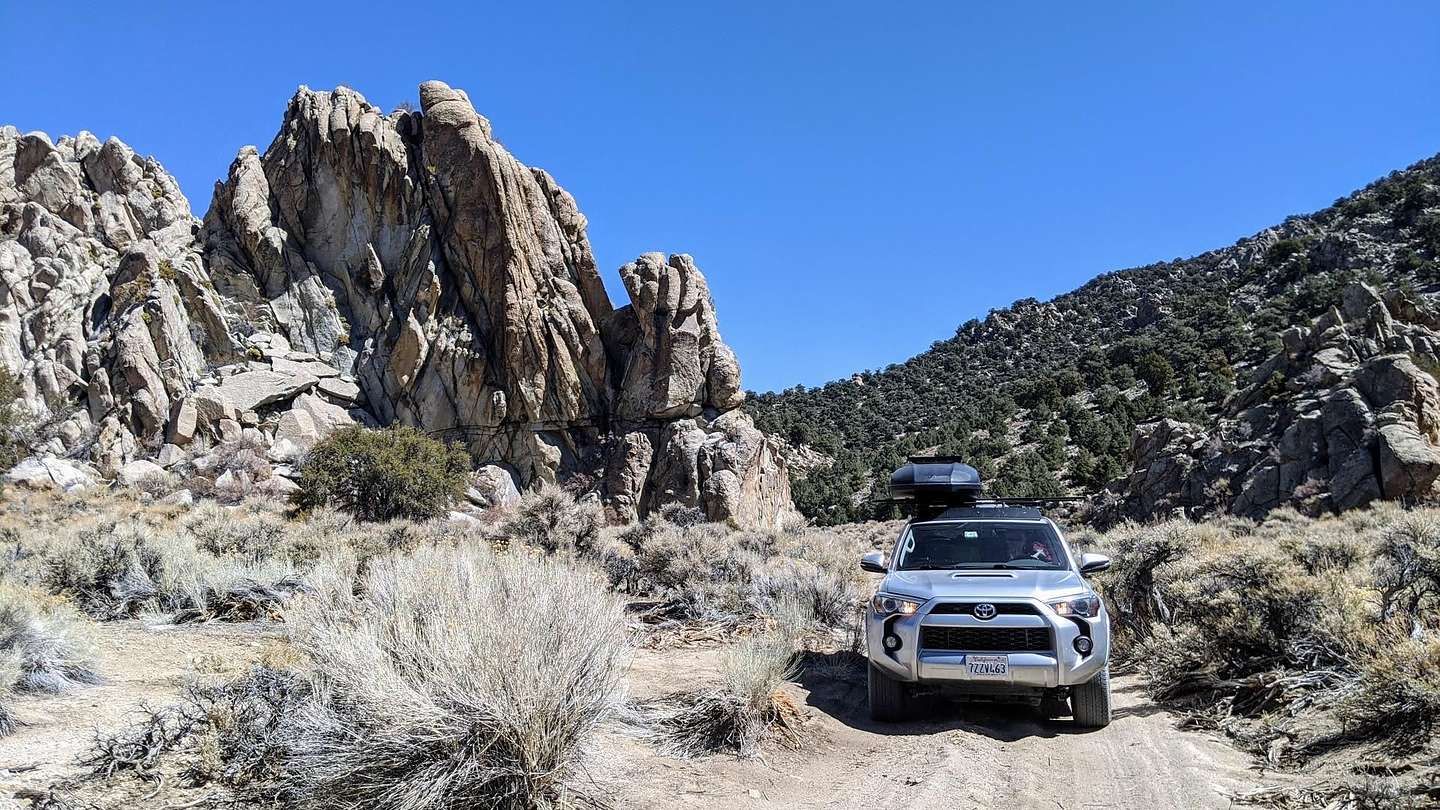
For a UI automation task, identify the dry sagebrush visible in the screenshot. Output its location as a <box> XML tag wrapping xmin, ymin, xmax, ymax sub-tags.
<box><xmin>0</xmin><ymin>493</ymin><xmax>462</xmax><ymax>623</ymax></box>
<box><xmin>0</xmin><ymin>651</ymin><xmax>19</xmax><ymax>737</ymax></box>
<box><xmin>85</xmin><ymin>544</ymin><xmax>632</xmax><ymax>809</ymax></box>
<box><xmin>276</xmin><ymin>544</ymin><xmax>631</xmax><ymax>809</ymax></box>
<box><xmin>0</xmin><ymin>584</ymin><xmax>100</xmax><ymax>694</ymax></box>
<box><xmin>648</xmin><ymin>633</ymin><xmax>802</xmax><ymax>757</ymax></box>
<box><xmin>1091</xmin><ymin>505</ymin><xmax>1440</xmax><ymax>806</ymax></box>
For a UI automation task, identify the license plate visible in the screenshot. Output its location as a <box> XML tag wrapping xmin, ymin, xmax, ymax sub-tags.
<box><xmin>966</xmin><ymin>654</ymin><xmax>1009</xmax><ymax>678</ymax></box>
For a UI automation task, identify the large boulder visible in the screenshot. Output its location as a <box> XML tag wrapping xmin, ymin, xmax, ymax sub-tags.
<box><xmin>1376</xmin><ymin>405</ymin><xmax>1440</xmax><ymax>499</ymax></box>
<box><xmin>4</xmin><ymin>457</ymin><xmax>97</xmax><ymax>491</ymax></box>
<box><xmin>469</xmin><ymin>464</ymin><xmax>522</xmax><ymax>509</ymax></box>
<box><xmin>613</xmin><ymin>252</ymin><xmax>745</xmax><ymax>419</ymax></box>
<box><xmin>216</xmin><ymin>368</ymin><xmax>318</xmax><ymax>411</ymax></box>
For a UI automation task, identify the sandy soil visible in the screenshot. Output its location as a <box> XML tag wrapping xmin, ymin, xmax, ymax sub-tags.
<box><xmin>0</xmin><ymin>620</ymin><xmax>278</xmax><ymax>806</ymax></box>
<box><xmin>1</xmin><ymin>623</ymin><xmax>1280</xmax><ymax>809</ymax></box>
<box><xmin>596</xmin><ymin>647</ymin><xmax>1282</xmax><ymax>810</ymax></box>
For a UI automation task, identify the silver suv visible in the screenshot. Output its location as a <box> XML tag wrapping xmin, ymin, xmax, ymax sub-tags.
<box><xmin>860</xmin><ymin>504</ymin><xmax>1112</xmax><ymax>727</ymax></box>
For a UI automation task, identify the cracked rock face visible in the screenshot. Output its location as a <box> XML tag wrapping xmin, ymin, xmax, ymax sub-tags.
<box><xmin>1113</xmin><ymin>282</ymin><xmax>1440</xmax><ymax>520</ymax></box>
<box><xmin>0</xmin><ymin>126</ymin><xmax>236</xmax><ymax>473</ymax></box>
<box><xmin>192</xmin><ymin>81</ymin><xmax>794</xmax><ymax>526</ymax></box>
<box><xmin>0</xmin><ymin>83</ymin><xmax>796</xmax><ymax>527</ymax></box>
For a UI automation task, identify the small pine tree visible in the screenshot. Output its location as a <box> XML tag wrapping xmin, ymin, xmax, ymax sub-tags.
<box><xmin>1136</xmin><ymin>352</ymin><xmax>1175</xmax><ymax>397</ymax></box>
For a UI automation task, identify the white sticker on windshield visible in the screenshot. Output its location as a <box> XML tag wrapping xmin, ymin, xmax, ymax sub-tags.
<box><xmin>964</xmin><ymin>531</ymin><xmax>978</xmax><ymax>538</ymax></box>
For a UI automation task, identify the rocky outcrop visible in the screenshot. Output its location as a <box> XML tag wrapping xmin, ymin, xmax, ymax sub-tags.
<box><xmin>197</xmin><ymin>81</ymin><xmax>795</xmax><ymax>526</ymax></box>
<box><xmin>612</xmin><ymin>252</ymin><xmax>744</xmax><ymax>419</ymax></box>
<box><xmin>0</xmin><ymin>126</ymin><xmax>236</xmax><ymax>473</ymax></box>
<box><xmin>0</xmin><ymin>82</ymin><xmax>794</xmax><ymax>526</ymax></box>
<box><xmin>1115</xmin><ymin>282</ymin><xmax>1440</xmax><ymax>519</ymax></box>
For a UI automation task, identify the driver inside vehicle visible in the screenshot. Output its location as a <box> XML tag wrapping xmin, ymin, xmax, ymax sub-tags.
<box><xmin>898</xmin><ymin>521</ymin><xmax>1065</xmax><ymax>570</ymax></box>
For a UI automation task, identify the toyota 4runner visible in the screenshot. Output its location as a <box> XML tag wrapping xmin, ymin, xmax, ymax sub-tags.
<box><xmin>861</xmin><ymin>458</ymin><xmax>1112</xmax><ymax>727</ymax></box>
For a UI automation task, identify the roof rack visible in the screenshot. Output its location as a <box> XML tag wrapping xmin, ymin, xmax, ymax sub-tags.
<box><xmin>871</xmin><ymin>496</ymin><xmax>1088</xmax><ymax>508</ymax></box>
<box><xmin>883</xmin><ymin>456</ymin><xmax>1087</xmax><ymax>519</ymax></box>
<box><xmin>872</xmin><ymin>496</ymin><xmax>1088</xmax><ymax>522</ymax></box>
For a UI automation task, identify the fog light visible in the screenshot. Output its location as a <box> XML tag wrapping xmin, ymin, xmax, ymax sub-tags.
<box><xmin>1073</xmin><ymin>636</ymin><xmax>1093</xmax><ymax>655</ymax></box>
<box><xmin>883</xmin><ymin>633</ymin><xmax>902</xmax><ymax>652</ymax></box>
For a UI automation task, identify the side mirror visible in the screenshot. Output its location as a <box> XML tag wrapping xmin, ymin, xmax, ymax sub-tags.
<box><xmin>1079</xmin><ymin>553</ymin><xmax>1111</xmax><ymax>575</ymax></box>
<box><xmin>860</xmin><ymin>551</ymin><xmax>887</xmax><ymax>574</ymax></box>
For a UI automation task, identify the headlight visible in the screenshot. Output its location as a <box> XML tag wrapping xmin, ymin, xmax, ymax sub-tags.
<box><xmin>871</xmin><ymin>593</ymin><xmax>922</xmax><ymax>617</ymax></box>
<box><xmin>1048</xmin><ymin>594</ymin><xmax>1102</xmax><ymax>618</ymax></box>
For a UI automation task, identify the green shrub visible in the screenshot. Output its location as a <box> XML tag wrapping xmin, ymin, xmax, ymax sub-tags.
<box><xmin>1265</xmin><ymin>238</ymin><xmax>1306</xmax><ymax>266</ymax></box>
<box><xmin>1135</xmin><ymin>352</ymin><xmax>1175</xmax><ymax>396</ymax></box>
<box><xmin>293</xmin><ymin>426</ymin><xmax>471</xmax><ymax>522</ymax></box>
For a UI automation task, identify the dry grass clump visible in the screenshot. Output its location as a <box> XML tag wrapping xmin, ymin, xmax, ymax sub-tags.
<box><xmin>596</xmin><ymin>508</ymin><xmax>870</xmax><ymax>639</ymax></box>
<box><xmin>1372</xmin><ymin>511</ymin><xmax>1440</xmax><ymax>624</ymax></box>
<box><xmin>174</xmin><ymin>435</ymin><xmax>276</xmax><ymax>502</ymax></box>
<box><xmin>0</xmin><ymin>585</ymin><xmax>101</xmax><ymax>693</ymax></box>
<box><xmin>185</xmin><ymin>500</ymin><xmax>290</xmax><ymax>561</ymax></box>
<box><xmin>1093</xmin><ymin>506</ymin><xmax>1440</xmax><ymax>805</ymax></box>
<box><xmin>649</xmin><ymin>633</ymin><xmax>802</xmax><ymax>757</ymax></box>
<box><xmin>275</xmin><ymin>544</ymin><xmax>630</xmax><ymax>809</ymax></box>
<box><xmin>493</xmin><ymin>483</ymin><xmax>604</xmax><ymax>555</ymax></box>
<box><xmin>86</xmin><ymin>545</ymin><xmax>631</xmax><ymax>808</ymax></box>
<box><xmin>749</xmin><ymin>559</ymin><xmax>859</xmax><ymax>630</ymax></box>
<box><xmin>33</xmin><ymin>520</ymin><xmax>302</xmax><ymax>621</ymax></box>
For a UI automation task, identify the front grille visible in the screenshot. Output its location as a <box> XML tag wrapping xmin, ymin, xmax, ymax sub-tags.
<box><xmin>929</xmin><ymin>602</ymin><xmax>1040</xmax><ymax>616</ymax></box>
<box><xmin>920</xmin><ymin>625</ymin><xmax>1051</xmax><ymax>652</ymax></box>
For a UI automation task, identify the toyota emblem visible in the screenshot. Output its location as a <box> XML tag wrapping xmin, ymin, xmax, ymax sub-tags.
<box><xmin>973</xmin><ymin>603</ymin><xmax>996</xmax><ymax>620</ymax></box>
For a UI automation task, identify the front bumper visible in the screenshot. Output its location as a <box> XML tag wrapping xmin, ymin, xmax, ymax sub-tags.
<box><xmin>866</xmin><ymin>598</ymin><xmax>1109</xmax><ymax>689</ymax></box>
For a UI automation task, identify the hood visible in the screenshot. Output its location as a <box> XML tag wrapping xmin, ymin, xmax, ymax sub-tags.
<box><xmin>880</xmin><ymin>569</ymin><xmax>1090</xmax><ymax>603</ymax></box>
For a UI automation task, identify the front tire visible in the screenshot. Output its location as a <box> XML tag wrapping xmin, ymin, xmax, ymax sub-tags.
<box><xmin>867</xmin><ymin>663</ymin><xmax>914</xmax><ymax>722</ymax></box>
<box><xmin>1071</xmin><ymin>665</ymin><xmax>1112</xmax><ymax>728</ymax></box>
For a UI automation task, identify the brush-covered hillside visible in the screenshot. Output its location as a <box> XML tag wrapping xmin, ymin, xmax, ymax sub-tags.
<box><xmin>752</xmin><ymin>154</ymin><xmax>1440</xmax><ymax>524</ymax></box>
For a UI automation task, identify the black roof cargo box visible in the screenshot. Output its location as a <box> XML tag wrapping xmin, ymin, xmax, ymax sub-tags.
<box><xmin>889</xmin><ymin>457</ymin><xmax>982</xmax><ymax>503</ymax></box>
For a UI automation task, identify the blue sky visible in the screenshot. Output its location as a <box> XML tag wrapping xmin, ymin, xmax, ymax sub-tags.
<box><xmin>3</xmin><ymin>2</ymin><xmax>1437</xmax><ymax>392</ymax></box>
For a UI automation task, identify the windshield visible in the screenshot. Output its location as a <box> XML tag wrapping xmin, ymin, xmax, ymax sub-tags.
<box><xmin>895</xmin><ymin>520</ymin><xmax>1067</xmax><ymax>570</ymax></box>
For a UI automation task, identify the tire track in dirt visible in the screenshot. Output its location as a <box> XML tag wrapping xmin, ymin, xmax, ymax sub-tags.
<box><xmin>603</xmin><ymin>648</ymin><xmax>1282</xmax><ymax>809</ymax></box>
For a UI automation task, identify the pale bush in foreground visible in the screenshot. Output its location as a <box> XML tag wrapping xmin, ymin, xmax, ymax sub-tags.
<box><xmin>1336</xmin><ymin>636</ymin><xmax>1440</xmax><ymax>754</ymax></box>
<box><xmin>1094</xmin><ymin>506</ymin><xmax>1440</xmax><ymax>805</ymax></box>
<box><xmin>279</xmin><ymin>545</ymin><xmax>630</xmax><ymax>809</ymax></box>
<box><xmin>0</xmin><ymin>585</ymin><xmax>100</xmax><ymax>692</ymax></box>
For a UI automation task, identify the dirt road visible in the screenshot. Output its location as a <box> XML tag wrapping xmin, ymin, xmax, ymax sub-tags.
<box><xmin>0</xmin><ymin>620</ymin><xmax>276</xmax><ymax>806</ymax></box>
<box><xmin>598</xmin><ymin>647</ymin><xmax>1279</xmax><ymax>809</ymax></box>
<box><xmin>1</xmin><ymin>625</ymin><xmax>1277</xmax><ymax>809</ymax></box>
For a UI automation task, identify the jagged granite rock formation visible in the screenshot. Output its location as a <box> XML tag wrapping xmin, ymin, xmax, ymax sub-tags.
<box><xmin>1114</xmin><ymin>282</ymin><xmax>1440</xmax><ymax>519</ymax></box>
<box><xmin>0</xmin><ymin>126</ymin><xmax>237</xmax><ymax>473</ymax></box>
<box><xmin>1</xmin><ymin>79</ymin><xmax>794</xmax><ymax>526</ymax></box>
